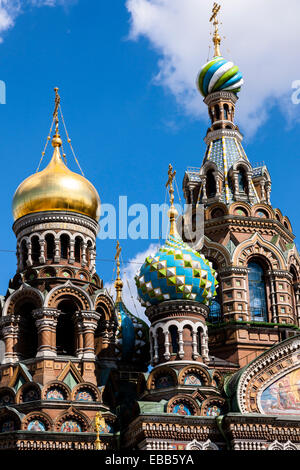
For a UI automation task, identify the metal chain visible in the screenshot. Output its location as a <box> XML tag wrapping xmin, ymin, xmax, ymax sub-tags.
<box><xmin>58</xmin><ymin>104</ymin><xmax>85</xmax><ymax>176</ymax></box>
<box><xmin>36</xmin><ymin>117</ymin><xmax>55</xmax><ymax>172</ymax></box>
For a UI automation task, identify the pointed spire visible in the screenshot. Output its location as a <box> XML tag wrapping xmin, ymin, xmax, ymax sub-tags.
<box><xmin>210</xmin><ymin>2</ymin><xmax>222</xmax><ymax>57</ymax></box>
<box><xmin>114</xmin><ymin>241</ymin><xmax>123</xmax><ymax>303</ymax></box>
<box><xmin>165</xmin><ymin>163</ymin><xmax>178</xmax><ymax>237</ymax></box>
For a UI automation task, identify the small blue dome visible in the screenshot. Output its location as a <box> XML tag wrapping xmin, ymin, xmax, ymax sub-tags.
<box><xmin>135</xmin><ymin>234</ymin><xmax>218</xmax><ymax>307</ymax></box>
<box><xmin>197</xmin><ymin>56</ymin><xmax>243</xmax><ymax>97</ymax></box>
<box><xmin>115</xmin><ymin>298</ymin><xmax>149</xmax><ymax>365</ymax></box>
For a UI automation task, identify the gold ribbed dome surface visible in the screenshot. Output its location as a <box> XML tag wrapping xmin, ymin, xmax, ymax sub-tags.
<box><xmin>12</xmin><ymin>142</ymin><xmax>101</xmax><ymax>222</ymax></box>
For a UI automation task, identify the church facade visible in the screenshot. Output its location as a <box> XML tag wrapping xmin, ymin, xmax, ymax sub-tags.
<box><xmin>0</xmin><ymin>5</ymin><xmax>299</xmax><ymax>452</ymax></box>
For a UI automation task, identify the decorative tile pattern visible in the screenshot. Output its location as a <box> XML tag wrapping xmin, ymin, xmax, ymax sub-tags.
<box><xmin>135</xmin><ymin>234</ymin><xmax>218</xmax><ymax>307</ymax></box>
<box><xmin>204</xmin><ymin>136</ymin><xmax>259</xmax><ymax>204</ymax></box>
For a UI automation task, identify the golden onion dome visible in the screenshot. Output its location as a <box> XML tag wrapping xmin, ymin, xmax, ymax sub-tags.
<box><xmin>12</xmin><ymin>134</ymin><xmax>101</xmax><ymax>222</ymax></box>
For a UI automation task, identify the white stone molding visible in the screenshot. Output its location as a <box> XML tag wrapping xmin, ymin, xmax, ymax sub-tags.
<box><xmin>268</xmin><ymin>440</ymin><xmax>298</xmax><ymax>451</ymax></box>
<box><xmin>2</xmin><ymin>285</ymin><xmax>44</xmax><ymax>317</ymax></box>
<box><xmin>44</xmin><ymin>281</ymin><xmax>93</xmax><ymax>310</ymax></box>
<box><xmin>186</xmin><ymin>439</ymin><xmax>219</xmax><ymax>450</ymax></box>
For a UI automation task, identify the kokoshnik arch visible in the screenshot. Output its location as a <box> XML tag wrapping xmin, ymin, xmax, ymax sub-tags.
<box><xmin>0</xmin><ymin>3</ymin><xmax>299</xmax><ymax>451</ymax></box>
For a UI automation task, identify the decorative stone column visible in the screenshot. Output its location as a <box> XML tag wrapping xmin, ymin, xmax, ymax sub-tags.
<box><xmin>54</xmin><ymin>238</ymin><xmax>60</xmax><ymax>263</ymax></box>
<box><xmin>94</xmin><ymin>318</ymin><xmax>118</xmax><ymax>368</ymax></box>
<box><xmin>268</xmin><ymin>272</ymin><xmax>278</xmax><ymax>323</ymax></box>
<box><xmin>192</xmin><ymin>330</ymin><xmax>199</xmax><ymax>360</ymax></box>
<box><xmin>81</xmin><ymin>242</ymin><xmax>88</xmax><ymax>267</ymax></box>
<box><xmin>80</xmin><ymin>311</ymin><xmax>100</xmax><ymax>359</ymax></box>
<box><xmin>0</xmin><ymin>316</ymin><xmax>20</xmax><ymax>364</ymax></box>
<box><xmin>215</xmin><ymin>174</ymin><xmax>221</xmax><ymax>198</ymax></box>
<box><xmin>39</xmin><ymin>239</ymin><xmax>46</xmax><ymax>264</ymax></box>
<box><xmin>163</xmin><ymin>330</ymin><xmax>170</xmax><ymax>361</ymax></box>
<box><xmin>69</xmin><ymin>239</ymin><xmax>75</xmax><ymax>264</ymax></box>
<box><xmin>201</xmin><ymin>328</ymin><xmax>209</xmax><ymax>362</ymax></box>
<box><xmin>178</xmin><ymin>330</ymin><xmax>184</xmax><ymax>359</ymax></box>
<box><xmin>153</xmin><ymin>332</ymin><xmax>159</xmax><ymax>364</ymax></box>
<box><xmin>33</xmin><ymin>308</ymin><xmax>60</xmax><ymax>358</ymax></box>
<box><xmin>265</xmin><ymin>181</ymin><xmax>271</xmax><ymax>205</ymax></box>
<box><xmin>260</xmin><ymin>182</ymin><xmax>266</xmax><ymax>202</ymax></box>
<box><xmin>26</xmin><ymin>240</ymin><xmax>33</xmax><ymax>267</ymax></box>
<box><xmin>201</xmin><ymin>176</ymin><xmax>207</xmax><ymax>202</ymax></box>
<box><xmin>232</xmin><ymin>170</ymin><xmax>239</xmax><ymax>198</ymax></box>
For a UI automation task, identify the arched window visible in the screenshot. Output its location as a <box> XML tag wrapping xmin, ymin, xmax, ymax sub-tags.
<box><xmin>224</xmin><ymin>104</ymin><xmax>229</xmax><ymax>120</ymax></box>
<box><xmin>238</xmin><ymin>168</ymin><xmax>248</xmax><ymax>193</ymax></box>
<box><xmin>206</xmin><ymin>170</ymin><xmax>216</xmax><ymax>198</ymax></box>
<box><xmin>15</xmin><ymin>301</ymin><xmax>38</xmax><ymax>359</ymax></box>
<box><xmin>45</xmin><ymin>234</ymin><xmax>55</xmax><ymax>261</ymax></box>
<box><xmin>56</xmin><ymin>299</ymin><xmax>78</xmax><ymax>356</ymax></box>
<box><xmin>248</xmin><ymin>261</ymin><xmax>268</xmax><ymax>321</ymax></box>
<box><xmin>169</xmin><ymin>326</ymin><xmax>178</xmax><ymax>354</ymax></box>
<box><xmin>74</xmin><ymin>237</ymin><xmax>83</xmax><ymax>264</ymax></box>
<box><xmin>215</xmin><ymin>104</ymin><xmax>220</xmax><ymax>121</ymax></box>
<box><xmin>21</xmin><ymin>240</ymin><xmax>28</xmax><ymax>269</ymax></box>
<box><xmin>60</xmin><ymin>234</ymin><xmax>70</xmax><ymax>260</ymax></box>
<box><xmin>31</xmin><ymin>236</ymin><xmax>40</xmax><ymax>264</ymax></box>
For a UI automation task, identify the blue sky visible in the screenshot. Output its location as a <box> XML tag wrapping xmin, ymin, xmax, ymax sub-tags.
<box><xmin>0</xmin><ymin>0</ymin><xmax>299</xmax><ymax>314</ymax></box>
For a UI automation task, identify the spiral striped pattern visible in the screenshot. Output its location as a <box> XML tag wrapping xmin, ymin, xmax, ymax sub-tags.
<box><xmin>197</xmin><ymin>56</ymin><xmax>243</xmax><ymax>97</ymax></box>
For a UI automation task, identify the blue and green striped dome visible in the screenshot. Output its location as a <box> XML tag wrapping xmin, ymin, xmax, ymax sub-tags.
<box><xmin>135</xmin><ymin>234</ymin><xmax>218</xmax><ymax>307</ymax></box>
<box><xmin>197</xmin><ymin>56</ymin><xmax>243</xmax><ymax>97</ymax></box>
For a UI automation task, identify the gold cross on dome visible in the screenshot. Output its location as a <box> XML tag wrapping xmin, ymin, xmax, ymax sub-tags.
<box><xmin>115</xmin><ymin>240</ymin><xmax>121</xmax><ymax>263</ymax></box>
<box><xmin>210</xmin><ymin>2</ymin><xmax>221</xmax><ymax>23</ymax></box>
<box><xmin>210</xmin><ymin>3</ymin><xmax>222</xmax><ymax>57</ymax></box>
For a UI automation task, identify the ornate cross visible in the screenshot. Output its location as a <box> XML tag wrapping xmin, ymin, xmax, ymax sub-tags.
<box><xmin>166</xmin><ymin>163</ymin><xmax>176</xmax><ymax>207</ymax></box>
<box><xmin>115</xmin><ymin>240</ymin><xmax>121</xmax><ymax>264</ymax></box>
<box><xmin>53</xmin><ymin>87</ymin><xmax>61</xmax><ymax>134</ymax></box>
<box><xmin>209</xmin><ymin>3</ymin><xmax>222</xmax><ymax>57</ymax></box>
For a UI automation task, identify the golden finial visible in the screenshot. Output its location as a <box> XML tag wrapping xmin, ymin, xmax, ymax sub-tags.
<box><xmin>94</xmin><ymin>411</ymin><xmax>105</xmax><ymax>450</ymax></box>
<box><xmin>165</xmin><ymin>163</ymin><xmax>178</xmax><ymax>236</ymax></box>
<box><xmin>210</xmin><ymin>2</ymin><xmax>222</xmax><ymax>57</ymax></box>
<box><xmin>52</xmin><ymin>87</ymin><xmax>62</xmax><ymax>148</ymax></box>
<box><xmin>114</xmin><ymin>241</ymin><xmax>123</xmax><ymax>303</ymax></box>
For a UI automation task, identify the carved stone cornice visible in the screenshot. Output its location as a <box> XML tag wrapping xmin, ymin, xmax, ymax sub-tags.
<box><xmin>32</xmin><ymin>308</ymin><xmax>60</xmax><ymax>319</ymax></box>
<box><xmin>219</xmin><ymin>267</ymin><xmax>249</xmax><ymax>276</ymax></box>
<box><xmin>204</xmin><ymin>128</ymin><xmax>243</xmax><ymax>145</ymax></box>
<box><xmin>13</xmin><ymin>211</ymin><xmax>99</xmax><ymax>238</ymax></box>
<box><xmin>146</xmin><ymin>300</ymin><xmax>209</xmax><ymax>323</ymax></box>
<box><xmin>204</xmin><ymin>216</ymin><xmax>295</xmax><ymax>241</ymax></box>
<box><xmin>267</xmin><ymin>270</ymin><xmax>293</xmax><ymax>280</ymax></box>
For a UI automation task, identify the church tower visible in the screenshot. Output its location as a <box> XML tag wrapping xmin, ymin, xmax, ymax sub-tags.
<box><xmin>0</xmin><ymin>89</ymin><xmax>117</xmax><ymax>449</ymax></box>
<box><xmin>182</xmin><ymin>5</ymin><xmax>300</xmax><ymax>367</ymax></box>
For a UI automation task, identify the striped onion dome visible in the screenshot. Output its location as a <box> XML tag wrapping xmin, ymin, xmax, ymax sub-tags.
<box><xmin>135</xmin><ymin>234</ymin><xmax>218</xmax><ymax>307</ymax></box>
<box><xmin>197</xmin><ymin>56</ymin><xmax>243</xmax><ymax>97</ymax></box>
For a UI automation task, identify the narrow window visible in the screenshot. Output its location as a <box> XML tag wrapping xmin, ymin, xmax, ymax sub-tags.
<box><xmin>248</xmin><ymin>261</ymin><xmax>268</xmax><ymax>321</ymax></box>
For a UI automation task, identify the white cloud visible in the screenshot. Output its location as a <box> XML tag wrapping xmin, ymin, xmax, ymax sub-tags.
<box><xmin>0</xmin><ymin>0</ymin><xmax>75</xmax><ymax>41</ymax></box>
<box><xmin>104</xmin><ymin>243</ymin><xmax>159</xmax><ymax>325</ymax></box>
<box><xmin>126</xmin><ymin>0</ymin><xmax>300</xmax><ymax>134</ymax></box>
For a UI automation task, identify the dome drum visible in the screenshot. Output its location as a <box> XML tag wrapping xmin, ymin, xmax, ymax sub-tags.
<box><xmin>145</xmin><ymin>299</ymin><xmax>209</xmax><ymax>324</ymax></box>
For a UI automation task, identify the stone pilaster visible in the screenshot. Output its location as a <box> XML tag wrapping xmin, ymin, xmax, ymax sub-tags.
<box><xmin>32</xmin><ymin>308</ymin><xmax>60</xmax><ymax>358</ymax></box>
